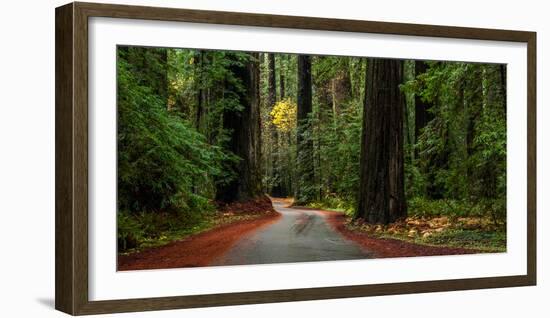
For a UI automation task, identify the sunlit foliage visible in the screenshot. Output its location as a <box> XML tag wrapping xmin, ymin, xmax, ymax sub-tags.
<box><xmin>270</xmin><ymin>98</ymin><xmax>297</xmax><ymax>133</ymax></box>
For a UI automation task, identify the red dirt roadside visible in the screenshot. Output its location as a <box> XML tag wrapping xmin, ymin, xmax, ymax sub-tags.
<box><xmin>323</xmin><ymin>211</ymin><xmax>478</xmax><ymax>258</ymax></box>
<box><xmin>118</xmin><ymin>198</ymin><xmax>281</xmax><ymax>271</ymax></box>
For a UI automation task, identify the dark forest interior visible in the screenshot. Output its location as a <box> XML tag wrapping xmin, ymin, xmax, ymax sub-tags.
<box><xmin>117</xmin><ymin>47</ymin><xmax>507</xmax><ymax>256</ymax></box>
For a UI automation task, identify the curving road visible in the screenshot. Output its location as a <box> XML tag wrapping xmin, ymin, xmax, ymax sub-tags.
<box><xmin>211</xmin><ymin>201</ymin><xmax>372</xmax><ymax>266</ymax></box>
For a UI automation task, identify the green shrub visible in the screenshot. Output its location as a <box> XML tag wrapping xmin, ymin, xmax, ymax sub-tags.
<box><xmin>117</xmin><ymin>51</ymin><xmax>234</xmax><ymax>214</ymax></box>
<box><xmin>407</xmin><ymin>197</ymin><xmax>506</xmax><ymax>221</ymax></box>
<box><xmin>117</xmin><ymin>210</ymin><xmax>144</xmax><ymax>251</ymax></box>
<box><xmin>117</xmin><ymin>203</ymin><xmax>216</xmax><ymax>253</ymax></box>
<box><xmin>423</xmin><ymin>228</ymin><xmax>506</xmax><ymax>251</ymax></box>
<box><xmin>307</xmin><ymin>194</ymin><xmax>355</xmax><ymax>215</ymax></box>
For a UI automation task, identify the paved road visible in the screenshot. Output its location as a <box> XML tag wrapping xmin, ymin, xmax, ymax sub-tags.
<box><xmin>211</xmin><ymin>201</ymin><xmax>372</xmax><ymax>266</ymax></box>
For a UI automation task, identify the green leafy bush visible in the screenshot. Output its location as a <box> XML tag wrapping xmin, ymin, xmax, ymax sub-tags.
<box><xmin>423</xmin><ymin>228</ymin><xmax>506</xmax><ymax>251</ymax></box>
<box><xmin>407</xmin><ymin>197</ymin><xmax>505</xmax><ymax>222</ymax></box>
<box><xmin>116</xmin><ymin>48</ymin><xmax>240</xmax><ymax>252</ymax></box>
<box><xmin>307</xmin><ymin>194</ymin><xmax>355</xmax><ymax>215</ymax></box>
<box><xmin>118</xmin><ymin>51</ymin><xmax>232</xmax><ymax>214</ymax></box>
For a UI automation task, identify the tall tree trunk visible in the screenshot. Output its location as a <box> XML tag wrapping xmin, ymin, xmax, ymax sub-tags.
<box><xmin>414</xmin><ymin>61</ymin><xmax>438</xmax><ymax>198</ymax></box>
<box><xmin>267</xmin><ymin>54</ymin><xmax>277</xmax><ymax>107</ymax></box>
<box><xmin>195</xmin><ymin>50</ymin><xmax>207</xmax><ymax>132</ymax></box>
<box><xmin>500</xmin><ymin>64</ymin><xmax>507</xmax><ymax>113</ymax></box>
<box><xmin>330</xmin><ymin>60</ymin><xmax>352</xmax><ymax>117</ymax></box>
<box><xmin>267</xmin><ymin>54</ymin><xmax>283</xmax><ymax>197</ymax></box>
<box><xmin>466</xmin><ymin>67</ymin><xmax>483</xmax><ymax>158</ymax></box>
<box><xmin>295</xmin><ymin>55</ymin><xmax>315</xmax><ymax>204</ymax></box>
<box><xmin>484</xmin><ymin>64</ymin><xmax>506</xmax><ymax>115</ymax></box>
<box><xmin>279</xmin><ymin>54</ymin><xmax>286</xmax><ymax>100</ymax></box>
<box><xmin>355</xmin><ymin>58</ymin><xmax>407</xmax><ymax>224</ymax></box>
<box><xmin>192</xmin><ymin>50</ymin><xmax>205</xmax><ymax>195</ymax></box>
<box><xmin>414</xmin><ymin>61</ymin><xmax>433</xmax><ymax>150</ymax></box>
<box><xmin>463</xmin><ymin>66</ymin><xmax>483</xmax><ymax>199</ymax></box>
<box><xmin>402</xmin><ymin>60</ymin><xmax>414</xmax><ymax>160</ymax></box>
<box><xmin>216</xmin><ymin>53</ymin><xmax>263</xmax><ymax>203</ymax></box>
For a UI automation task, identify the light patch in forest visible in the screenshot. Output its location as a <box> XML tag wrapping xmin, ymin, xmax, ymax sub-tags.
<box><xmin>270</xmin><ymin>98</ymin><xmax>297</xmax><ymax>133</ymax></box>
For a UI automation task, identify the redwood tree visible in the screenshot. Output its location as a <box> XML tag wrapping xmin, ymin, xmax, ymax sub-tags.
<box><xmin>355</xmin><ymin>58</ymin><xmax>407</xmax><ymax>224</ymax></box>
<box><xmin>216</xmin><ymin>53</ymin><xmax>263</xmax><ymax>202</ymax></box>
<box><xmin>295</xmin><ymin>55</ymin><xmax>315</xmax><ymax>204</ymax></box>
<box><xmin>279</xmin><ymin>54</ymin><xmax>286</xmax><ymax>100</ymax></box>
<box><xmin>414</xmin><ymin>61</ymin><xmax>434</xmax><ymax>147</ymax></box>
<box><xmin>267</xmin><ymin>53</ymin><xmax>284</xmax><ymax>197</ymax></box>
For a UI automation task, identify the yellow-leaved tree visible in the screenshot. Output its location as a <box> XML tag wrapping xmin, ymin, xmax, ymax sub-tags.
<box><xmin>270</xmin><ymin>98</ymin><xmax>297</xmax><ymax>133</ymax></box>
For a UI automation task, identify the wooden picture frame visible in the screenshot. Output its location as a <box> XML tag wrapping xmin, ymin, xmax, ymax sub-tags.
<box><xmin>55</xmin><ymin>2</ymin><xmax>536</xmax><ymax>315</ymax></box>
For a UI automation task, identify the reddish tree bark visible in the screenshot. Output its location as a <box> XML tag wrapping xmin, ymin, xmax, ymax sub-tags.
<box><xmin>356</xmin><ymin>58</ymin><xmax>407</xmax><ymax>224</ymax></box>
<box><xmin>216</xmin><ymin>53</ymin><xmax>263</xmax><ymax>202</ymax></box>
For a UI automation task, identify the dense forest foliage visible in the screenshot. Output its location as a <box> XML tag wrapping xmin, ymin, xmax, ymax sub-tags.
<box><xmin>117</xmin><ymin>46</ymin><xmax>506</xmax><ymax>252</ymax></box>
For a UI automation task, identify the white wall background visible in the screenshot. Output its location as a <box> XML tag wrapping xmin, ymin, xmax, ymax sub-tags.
<box><xmin>0</xmin><ymin>0</ymin><xmax>547</xmax><ymax>317</ymax></box>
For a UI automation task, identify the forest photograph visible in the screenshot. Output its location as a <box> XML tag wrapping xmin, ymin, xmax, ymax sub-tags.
<box><xmin>116</xmin><ymin>46</ymin><xmax>507</xmax><ymax>271</ymax></box>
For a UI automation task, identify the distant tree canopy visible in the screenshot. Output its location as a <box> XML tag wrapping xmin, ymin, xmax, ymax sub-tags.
<box><xmin>117</xmin><ymin>46</ymin><xmax>506</xmax><ymax>228</ymax></box>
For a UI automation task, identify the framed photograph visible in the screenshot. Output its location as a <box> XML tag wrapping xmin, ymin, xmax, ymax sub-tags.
<box><xmin>55</xmin><ymin>2</ymin><xmax>536</xmax><ymax>315</ymax></box>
